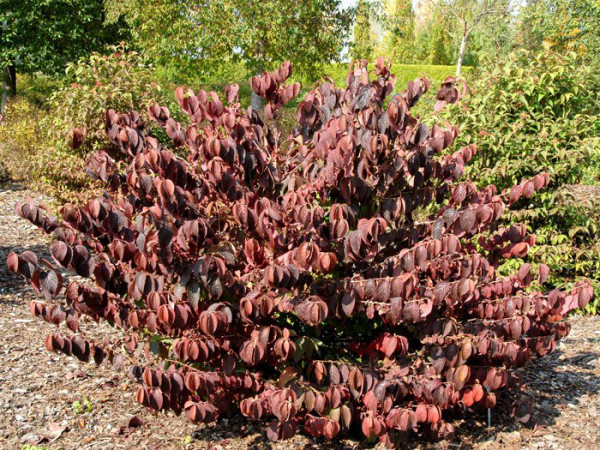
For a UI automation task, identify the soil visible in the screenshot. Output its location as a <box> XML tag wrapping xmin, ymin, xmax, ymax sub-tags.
<box><xmin>0</xmin><ymin>181</ymin><xmax>598</xmax><ymax>450</ymax></box>
<box><xmin>561</xmin><ymin>185</ymin><xmax>600</xmax><ymax>206</ymax></box>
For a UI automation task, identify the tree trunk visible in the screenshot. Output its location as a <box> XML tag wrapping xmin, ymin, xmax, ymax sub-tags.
<box><xmin>5</xmin><ymin>65</ymin><xmax>16</xmax><ymax>96</ymax></box>
<box><xmin>455</xmin><ymin>33</ymin><xmax>468</xmax><ymax>79</ymax></box>
<box><xmin>1</xmin><ymin>65</ymin><xmax>16</xmax><ymax>116</ymax></box>
<box><xmin>250</xmin><ymin>40</ymin><xmax>265</xmax><ymax>112</ymax></box>
<box><xmin>250</xmin><ymin>88</ymin><xmax>264</xmax><ymax>112</ymax></box>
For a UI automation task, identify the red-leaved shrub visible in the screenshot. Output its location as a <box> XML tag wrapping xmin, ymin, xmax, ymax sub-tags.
<box><xmin>7</xmin><ymin>58</ymin><xmax>593</xmax><ymax>447</ymax></box>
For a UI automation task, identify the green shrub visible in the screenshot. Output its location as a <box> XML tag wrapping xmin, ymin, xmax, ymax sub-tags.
<box><xmin>0</xmin><ymin>97</ymin><xmax>98</xmax><ymax>203</ymax></box>
<box><xmin>43</xmin><ymin>44</ymin><xmax>181</xmax><ymax>151</ymax></box>
<box><xmin>440</xmin><ymin>51</ymin><xmax>599</xmax><ymax>186</ymax></box>
<box><xmin>0</xmin><ymin>44</ymin><xmax>184</xmax><ymax>204</ymax></box>
<box><xmin>436</xmin><ymin>49</ymin><xmax>600</xmax><ymax>312</ymax></box>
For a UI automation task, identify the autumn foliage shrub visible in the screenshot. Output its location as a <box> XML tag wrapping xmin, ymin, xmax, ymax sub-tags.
<box><xmin>7</xmin><ymin>59</ymin><xmax>593</xmax><ymax>446</ymax></box>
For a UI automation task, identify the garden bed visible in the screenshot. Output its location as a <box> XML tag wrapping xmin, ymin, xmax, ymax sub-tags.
<box><xmin>0</xmin><ymin>182</ymin><xmax>598</xmax><ymax>450</ymax></box>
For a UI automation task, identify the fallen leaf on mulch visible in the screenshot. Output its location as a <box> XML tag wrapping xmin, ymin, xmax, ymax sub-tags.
<box><xmin>37</xmin><ymin>422</ymin><xmax>68</xmax><ymax>444</ymax></box>
<box><xmin>117</xmin><ymin>415</ymin><xmax>144</xmax><ymax>435</ymax></box>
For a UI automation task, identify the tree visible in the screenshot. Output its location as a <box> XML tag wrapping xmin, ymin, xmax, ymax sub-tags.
<box><xmin>415</xmin><ymin>5</ymin><xmax>454</xmax><ymax>65</ymax></box>
<box><xmin>107</xmin><ymin>0</ymin><xmax>352</xmax><ymax>110</ymax></box>
<box><xmin>427</xmin><ymin>0</ymin><xmax>513</xmax><ymax>77</ymax></box>
<box><xmin>465</xmin><ymin>0</ymin><xmax>514</xmax><ymax>67</ymax></box>
<box><xmin>519</xmin><ymin>0</ymin><xmax>600</xmax><ymax>64</ymax></box>
<box><xmin>0</xmin><ymin>0</ymin><xmax>127</xmax><ymax>104</ymax></box>
<box><xmin>107</xmin><ymin>1</ymin><xmax>353</xmax><ymax>86</ymax></box>
<box><xmin>382</xmin><ymin>0</ymin><xmax>416</xmax><ymax>64</ymax></box>
<box><xmin>351</xmin><ymin>0</ymin><xmax>375</xmax><ymax>61</ymax></box>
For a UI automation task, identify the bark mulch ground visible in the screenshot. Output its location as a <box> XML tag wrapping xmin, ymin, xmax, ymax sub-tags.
<box><xmin>1</xmin><ymin>181</ymin><xmax>598</xmax><ymax>449</ymax></box>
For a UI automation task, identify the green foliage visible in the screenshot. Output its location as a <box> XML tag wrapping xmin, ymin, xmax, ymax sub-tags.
<box><xmin>106</xmin><ymin>0</ymin><xmax>352</xmax><ymax>81</ymax></box>
<box><xmin>381</xmin><ymin>0</ymin><xmax>416</xmax><ymax>63</ymax></box>
<box><xmin>415</xmin><ymin>8</ymin><xmax>454</xmax><ymax>65</ymax></box>
<box><xmin>519</xmin><ymin>0</ymin><xmax>600</xmax><ymax>65</ymax></box>
<box><xmin>43</xmin><ymin>44</ymin><xmax>175</xmax><ymax>150</ymax></box>
<box><xmin>428</xmin><ymin>0</ymin><xmax>513</xmax><ymax>77</ymax></box>
<box><xmin>439</xmin><ymin>50</ymin><xmax>599</xmax><ymax>186</ymax></box>
<box><xmin>437</xmin><ymin>49</ymin><xmax>600</xmax><ymax>310</ymax></box>
<box><xmin>164</xmin><ymin>60</ymin><xmax>251</xmax><ymax>89</ymax></box>
<box><xmin>0</xmin><ymin>0</ymin><xmax>127</xmax><ymax>90</ymax></box>
<box><xmin>105</xmin><ymin>0</ymin><xmax>232</xmax><ymax>81</ymax></box>
<box><xmin>581</xmin><ymin>145</ymin><xmax>600</xmax><ymax>186</ymax></box>
<box><xmin>464</xmin><ymin>0</ymin><xmax>514</xmax><ymax>66</ymax></box>
<box><xmin>351</xmin><ymin>0</ymin><xmax>375</xmax><ymax>61</ymax></box>
<box><xmin>413</xmin><ymin>0</ymin><xmax>514</xmax><ymax>68</ymax></box>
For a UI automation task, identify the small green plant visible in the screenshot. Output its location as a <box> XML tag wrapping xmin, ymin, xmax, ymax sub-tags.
<box><xmin>72</xmin><ymin>397</ymin><xmax>92</xmax><ymax>414</ymax></box>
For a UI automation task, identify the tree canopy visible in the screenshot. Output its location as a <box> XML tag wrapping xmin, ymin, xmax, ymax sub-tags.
<box><xmin>106</xmin><ymin>0</ymin><xmax>353</xmax><ymax>82</ymax></box>
<box><xmin>0</xmin><ymin>0</ymin><xmax>127</xmax><ymax>95</ymax></box>
<box><xmin>426</xmin><ymin>0</ymin><xmax>513</xmax><ymax>76</ymax></box>
<box><xmin>351</xmin><ymin>0</ymin><xmax>376</xmax><ymax>61</ymax></box>
<box><xmin>382</xmin><ymin>0</ymin><xmax>416</xmax><ymax>64</ymax></box>
<box><xmin>519</xmin><ymin>0</ymin><xmax>600</xmax><ymax>64</ymax></box>
<box><xmin>415</xmin><ymin>6</ymin><xmax>454</xmax><ymax>65</ymax></box>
